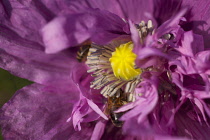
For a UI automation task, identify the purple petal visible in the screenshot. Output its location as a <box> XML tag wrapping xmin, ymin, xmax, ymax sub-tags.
<box><xmin>182</xmin><ymin>0</ymin><xmax>210</xmax><ymax>49</ymax></box>
<box><xmin>34</xmin><ymin>0</ymin><xmax>64</xmax><ymax>15</ymax></box>
<box><xmin>135</xmin><ymin>47</ymin><xmax>169</xmax><ymax>60</ymax></box>
<box><xmin>175</xmin><ymin>109</ymin><xmax>210</xmax><ymax>140</ymax></box>
<box><xmin>68</xmin><ymin>0</ymin><xmax>154</xmax><ymax>25</ymax></box>
<box><xmin>0</xmin><ymin>0</ymin><xmax>53</xmax><ymax>44</ymax></box>
<box><xmin>117</xmin><ymin>0</ymin><xmax>154</xmax><ymax>24</ymax></box>
<box><xmin>193</xmin><ymin>98</ymin><xmax>208</xmax><ymax>122</ymax></box>
<box><xmin>156</xmin><ymin>8</ymin><xmax>187</xmax><ymax>38</ymax></box>
<box><xmin>134</xmin><ymin>46</ymin><xmax>169</xmax><ymax>69</ymax></box>
<box><xmin>176</xmin><ymin>31</ymin><xmax>204</xmax><ymax>57</ymax></box>
<box><xmin>41</xmin><ymin>9</ymin><xmax>128</xmax><ymax>53</ymax></box>
<box><xmin>91</xmin><ymin>120</ymin><xmax>107</xmax><ymax>140</ymax></box>
<box><xmin>69</xmin><ymin>65</ymin><xmax>107</xmax><ymax>130</ymax></box>
<box><xmin>0</xmin><ymin>83</ymin><xmax>95</xmax><ymax>139</ymax></box>
<box><xmin>153</xmin><ymin>0</ymin><xmax>182</xmax><ymax>26</ymax></box>
<box><xmin>118</xmin><ymin>80</ymin><xmax>158</xmax><ymax>123</ymax></box>
<box><xmin>123</xmin><ymin>118</ymin><xmax>154</xmax><ymax>137</ymax></box>
<box><xmin>87</xmin><ymin>99</ymin><xmax>108</xmax><ymax>120</ymax></box>
<box><xmin>123</xmin><ymin>117</ymin><xmax>187</xmax><ymax>139</ymax></box>
<box><xmin>154</xmin><ymin>136</ymin><xmax>189</xmax><ymax>140</ymax></box>
<box><xmin>196</xmin><ymin>51</ymin><xmax>210</xmax><ymax>73</ymax></box>
<box><xmin>67</xmin><ymin>0</ymin><xmax>124</xmax><ymax>18</ymax></box>
<box><xmin>129</xmin><ymin>20</ymin><xmax>140</xmax><ymax>48</ymax></box>
<box><xmin>100</xmin><ymin>121</ymin><xmax>138</xmax><ymax>140</ymax></box>
<box><xmin>0</xmin><ymin>25</ymin><xmax>79</xmax><ymax>88</ymax></box>
<box><xmin>70</xmin><ymin>95</ymin><xmax>106</xmax><ymax>131</ymax></box>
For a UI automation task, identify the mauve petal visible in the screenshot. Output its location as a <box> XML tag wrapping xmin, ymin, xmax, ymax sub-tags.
<box><xmin>196</xmin><ymin>51</ymin><xmax>210</xmax><ymax>73</ymax></box>
<box><xmin>0</xmin><ymin>83</ymin><xmax>95</xmax><ymax>140</ymax></box>
<box><xmin>74</xmin><ymin>0</ymin><xmax>183</xmax><ymax>28</ymax></box>
<box><xmin>0</xmin><ymin>1</ymin><xmax>11</xmax><ymax>21</ymax></box>
<box><xmin>170</xmin><ymin>56</ymin><xmax>198</xmax><ymax>75</ymax></box>
<box><xmin>87</xmin><ymin>99</ymin><xmax>108</xmax><ymax>120</ymax></box>
<box><xmin>123</xmin><ymin>118</ymin><xmax>154</xmax><ymax>137</ymax></box>
<box><xmin>70</xmin><ymin>91</ymin><xmax>107</xmax><ymax>131</ymax></box>
<box><xmin>182</xmin><ymin>0</ymin><xmax>210</xmax><ymax>49</ymax></box>
<box><xmin>49</xmin><ymin>123</ymin><xmax>94</xmax><ymax>140</ymax></box>
<box><xmin>1</xmin><ymin>0</ymin><xmax>52</xmax><ymax>44</ymax></box>
<box><xmin>69</xmin><ymin>65</ymin><xmax>107</xmax><ymax>130</ymax></box>
<box><xmin>0</xmin><ymin>25</ymin><xmax>79</xmax><ymax>88</ymax></box>
<box><xmin>67</xmin><ymin>0</ymin><xmax>124</xmax><ymax>18</ymax></box>
<box><xmin>123</xmin><ymin>117</ymin><xmax>187</xmax><ymax>139</ymax></box>
<box><xmin>169</xmin><ymin>71</ymin><xmax>210</xmax><ymax>123</ymax></box>
<box><xmin>135</xmin><ymin>46</ymin><xmax>169</xmax><ymax>69</ymax></box>
<box><xmin>154</xmin><ymin>136</ymin><xmax>189</xmax><ymax>140</ymax></box>
<box><xmin>153</xmin><ymin>0</ymin><xmax>182</xmax><ymax>26</ymax></box>
<box><xmin>71</xmin><ymin>86</ymin><xmax>107</xmax><ymax>125</ymax></box>
<box><xmin>91</xmin><ymin>120</ymin><xmax>107</xmax><ymax>140</ymax></box>
<box><xmin>70</xmin><ymin>95</ymin><xmax>105</xmax><ymax>131</ymax></box>
<box><xmin>128</xmin><ymin>20</ymin><xmax>140</xmax><ymax>48</ymax></box>
<box><xmin>34</xmin><ymin>0</ymin><xmax>63</xmax><ymax>15</ymax></box>
<box><xmin>199</xmin><ymin>100</ymin><xmax>210</xmax><ymax>118</ymax></box>
<box><xmin>177</xmin><ymin>31</ymin><xmax>204</xmax><ymax>57</ymax></box>
<box><xmin>118</xmin><ymin>79</ymin><xmax>158</xmax><ymax>123</ymax></box>
<box><xmin>41</xmin><ymin>9</ymin><xmax>127</xmax><ymax>53</ymax></box>
<box><xmin>71</xmin><ymin>98</ymin><xmax>85</xmax><ymax>130</ymax></box>
<box><xmin>193</xmin><ymin>98</ymin><xmax>208</xmax><ymax>122</ymax></box>
<box><xmin>135</xmin><ymin>47</ymin><xmax>169</xmax><ymax>60</ymax></box>
<box><xmin>175</xmin><ymin>110</ymin><xmax>210</xmax><ymax>140</ymax></box>
<box><xmin>156</xmin><ymin>8</ymin><xmax>187</xmax><ymax>39</ymax></box>
<box><xmin>67</xmin><ymin>0</ymin><xmax>154</xmax><ymax>25</ymax></box>
<box><xmin>100</xmin><ymin>121</ymin><xmax>139</xmax><ymax>140</ymax></box>
<box><xmin>117</xmin><ymin>0</ymin><xmax>154</xmax><ymax>24</ymax></box>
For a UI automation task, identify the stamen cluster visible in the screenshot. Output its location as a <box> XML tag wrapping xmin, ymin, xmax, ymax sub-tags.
<box><xmin>86</xmin><ymin>43</ymin><xmax>140</xmax><ymax>100</ymax></box>
<box><xmin>86</xmin><ymin>20</ymin><xmax>155</xmax><ymax>100</ymax></box>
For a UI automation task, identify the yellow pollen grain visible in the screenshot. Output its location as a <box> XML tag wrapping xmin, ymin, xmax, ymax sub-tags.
<box><xmin>109</xmin><ymin>42</ymin><xmax>141</xmax><ymax>81</ymax></box>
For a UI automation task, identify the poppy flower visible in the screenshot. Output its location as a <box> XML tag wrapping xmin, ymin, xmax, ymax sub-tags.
<box><xmin>1</xmin><ymin>0</ymin><xmax>210</xmax><ymax>139</ymax></box>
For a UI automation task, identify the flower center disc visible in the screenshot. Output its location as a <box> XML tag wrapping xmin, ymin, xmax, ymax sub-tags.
<box><xmin>109</xmin><ymin>42</ymin><xmax>141</xmax><ymax>81</ymax></box>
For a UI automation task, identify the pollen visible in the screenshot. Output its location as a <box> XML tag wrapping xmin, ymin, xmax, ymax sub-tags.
<box><xmin>109</xmin><ymin>42</ymin><xmax>141</xmax><ymax>81</ymax></box>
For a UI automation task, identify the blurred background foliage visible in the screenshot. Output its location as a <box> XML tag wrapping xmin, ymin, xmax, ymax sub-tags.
<box><xmin>0</xmin><ymin>68</ymin><xmax>33</xmax><ymax>140</ymax></box>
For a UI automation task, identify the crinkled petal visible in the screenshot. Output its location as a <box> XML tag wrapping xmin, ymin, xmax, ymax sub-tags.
<box><xmin>0</xmin><ymin>25</ymin><xmax>78</xmax><ymax>88</ymax></box>
<box><xmin>176</xmin><ymin>31</ymin><xmax>204</xmax><ymax>57</ymax></box>
<box><xmin>41</xmin><ymin>9</ymin><xmax>128</xmax><ymax>53</ymax></box>
<box><xmin>0</xmin><ymin>0</ymin><xmax>54</xmax><ymax>44</ymax></box>
<box><xmin>123</xmin><ymin>116</ymin><xmax>188</xmax><ymax>140</ymax></box>
<box><xmin>99</xmin><ymin>121</ymin><xmax>138</xmax><ymax>140</ymax></box>
<box><xmin>70</xmin><ymin>95</ymin><xmax>105</xmax><ymax>131</ymax></box>
<box><xmin>67</xmin><ymin>0</ymin><xmax>154</xmax><ymax>24</ymax></box>
<box><xmin>87</xmin><ymin>99</ymin><xmax>108</xmax><ymax>120</ymax></box>
<box><xmin>129</xmin><ymin>20</ymin><xmax>140</xmax><ymax>47</ymax></box>
<box><xmin>153</xmin><ymin>0</ymin><xmax>182</xmax><ymax>26</ymax></box>
<box><xmin>117</xmin><ymin>79</ymin><xmax>158</xmax><ymax>123</ymax></box>
<box><xmin>67</xmin><ymin>0</ymin><xmax>124</xmax><ymax>18</ymax></box>
<box><xmin>156</xmin><ymin>8</ymin><xmax>187</xmax><ymax>38</ymax></box>
<box><xmin>135</xmin><ymin>46</ymin><xmax>169</xmax><ymax>69</ymax></box>
<box><xmin>117</xmin><ymin>0</ymin><xmax>154</xmax><ymax>24</ymax></box>
<box><xmin>175</xmin><ymin>109</ymin><xmax>210</xmax><ymax>140</ymax></box>
<box><xmin>69</xmin><ymin>64</ymin><xmax>107</xmax><ymax>130</ymax></box>
<box><xmin>91</xmin><ymin>120</ymin><xmax>107</xmax><ymax>140</ymax></box>
<box><xmin>123</xmin><ymin>118</ymin><xmax>154</xmax><ymax>137</ymax></box>
<box><xmin>34</xmin><ymin>0</ymin><xmax>65</xmax><ymax>15</ymax></box>
<box><xmin>172</xmin><ymin>56</ymin><xmax>198</xmax><ymax>75</ymax></box>
<box><xmin>182</xmin><ymin>0</ymin><xmax>210</xmax><ymax>49</ymax></box>
<box><xmin>135</xmin><ymin>47</ymin><xmax>169</xmax><ymax>60</ymax></box>
<box><xmin>196</xmin><ymin>50</ymin><xmax>210</xmax><ymax>73</ymax></box>
<box><xmin>0</xmin><ymin>83</ymin><xmax>95</xmax><ymax>139</ymax></box>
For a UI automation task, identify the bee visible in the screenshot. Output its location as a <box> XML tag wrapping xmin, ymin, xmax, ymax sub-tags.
<box><xmin>76</xmin><ymin>45</ymin><xmax>91</xmax><ymax>62</ymax></box>
<box><xmin>105</xmin><ymin>89</ymin><xmax>128</xmax><ymax>127</ymax></box>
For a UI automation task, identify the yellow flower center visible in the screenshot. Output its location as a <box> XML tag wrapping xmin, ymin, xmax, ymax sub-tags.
<box><xmin>109</xmin><ymin>42</ymin><xmax>141</xmax><ymax>81</ymax></box>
